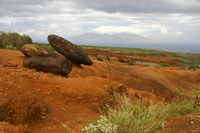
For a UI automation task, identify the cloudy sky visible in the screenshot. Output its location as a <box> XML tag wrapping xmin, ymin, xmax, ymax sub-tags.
<box><xmin>0</xmin><ymin>0</ymin><xmax>200</xmax><ymax>44</ymax></box>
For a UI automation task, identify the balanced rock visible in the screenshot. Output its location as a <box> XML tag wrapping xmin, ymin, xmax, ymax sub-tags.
<box><xmin>21</xmin><ymin>44</ymin><xmax>49</xmax><ymax>57</ymax></box>
<box><xmin>48</xmin><ymin>34</ymin><xmax>93</xmax><ymax>65</ymax></box>
<box><xmin>23</xmin><ymin>53</ymin><xmax>72</xmax><ymax>76</ymax></box>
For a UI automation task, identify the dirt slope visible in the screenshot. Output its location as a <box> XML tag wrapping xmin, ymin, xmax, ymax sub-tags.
<box><xmin>157</xmin><ymin>113</ymin><xmax>200</xmax><ymax>133</ymax></box>
<box><xmin>0</xmin><ymin>49</ymin><xmax>200</xmax><ymax>132</ymax></box>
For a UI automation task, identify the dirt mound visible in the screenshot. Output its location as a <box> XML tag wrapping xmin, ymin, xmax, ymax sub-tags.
<box><xmin>158</xmin><ymin>113</ymin><xmax>200</xmax><ymax>133</ymax></box>
<box><xmin>106</xmin><ymin>63</ymin><xmax>200</xmax><ymax>102</ymax></box>
<box><xmin>0</xmin><ymin>49</ymin><xmax>200</xmax><ymax>132</ymax></box>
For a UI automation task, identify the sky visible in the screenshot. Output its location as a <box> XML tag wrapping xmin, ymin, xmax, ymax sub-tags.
<box><xmin>0</xmin><ymin>0</ymin><xmax>200</xmax><ymax>44</ymax></box>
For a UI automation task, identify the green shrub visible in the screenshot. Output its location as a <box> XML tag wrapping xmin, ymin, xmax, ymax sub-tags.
<box><xmin>106</xmin><ymin>94</ymin><xmax>168</xmax><ymax>133</ymax></box>
<box><xmin>82</xmin><ymin>92</ymin><xmax>200</xmax><ymax>133</ymax></box>
<box><xmin>0</xmin><ymin>31</ymin><xmax>32</xmax><ymax>50</ymax></box>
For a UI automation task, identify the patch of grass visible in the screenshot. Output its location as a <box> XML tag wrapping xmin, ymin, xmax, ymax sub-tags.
<box><xmin>79</xmin><ymin>45</ymin><xmax>169</xmax><ymax>56</ymax></box>
<box><xmin>82</xmin><ymin>92</ymin><xmax>200</xmax><ymax>133</ymax></box>
<box><xmin>167</xmin><ymin>99</ymin><xmax>197</xmax><ymax>117</ymax></box>
<box><xmin>170</xmin><ymin>53</ymin><xmax>200</xmax><ymax>69</ymax></box>
<box><xmin>106</xmin><ymin>94</ymin><xmax>167</xmax><ymax>133</ymax></box>
<box><xmin>80</xmin><ymin>45</ymin><xmax>200</xmax><ymax>69</ymax></box>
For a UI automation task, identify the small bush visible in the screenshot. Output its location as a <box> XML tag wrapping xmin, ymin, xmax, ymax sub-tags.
<box><xmin>107</xmin><ymin>94</ymin><xmax>168</xmax><ymax>133</ymax></box>
<box><xmin>82</xmin><ymin>93</ymin><xmax>200</xmax><ymax>133</ymax></box>
<box><xmin>0</xmin><ymin>31</ymin><xmax>32</xmax><ymax>50</ymax></box>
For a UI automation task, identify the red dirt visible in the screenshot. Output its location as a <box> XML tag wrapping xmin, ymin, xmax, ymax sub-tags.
<box><xmin>87</xmin><ymin>49</ymin><xmax>180</xmax><ymax>66</ymax></box>
<box><xmin>157</xmin><ymin>112</ymin><xmax>200</xmax><ymax>133</ymax></box>
<box><xmin>0</xmin><ymin>49</ymin><xmax>200</xmax><ymax>132</ymax></box>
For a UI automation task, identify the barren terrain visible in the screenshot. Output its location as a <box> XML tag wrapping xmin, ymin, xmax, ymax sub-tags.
<box><xmin>0</xmin><ymin>49</ymin><xmax>200</xmax><ymax>132</ymax></box>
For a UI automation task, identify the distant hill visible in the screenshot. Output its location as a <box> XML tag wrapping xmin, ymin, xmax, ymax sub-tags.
<box><xmin>68</xmin><ymin>33</ymin><xmax>200</xmax><ymax>53</ymax></box>
<box><xmin>68</xmin><ymin>33</ymin><xmax>157</xmax><ymax>45</ymax></box>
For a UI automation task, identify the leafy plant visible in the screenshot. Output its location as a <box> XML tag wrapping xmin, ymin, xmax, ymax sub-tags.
<box><xmin>81</xmin><ymin>116</ymin><xmax>118</xmax><ymax>133</ymax></box>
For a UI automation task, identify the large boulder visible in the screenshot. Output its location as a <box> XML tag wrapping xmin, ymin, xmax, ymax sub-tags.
<box><xmin>23</xmin><ymin>53</ymin><xmax>72</xmax><ymax>76</ymax></box>
<box><xmin>48</xmin><ymin>34</ymin><xmax>93</xmax><ymax>65</ymax></box>
<box><xmin>21</xmin><ymin>44</ymin><xmax>50</xmax><ymax>57</ymax></box>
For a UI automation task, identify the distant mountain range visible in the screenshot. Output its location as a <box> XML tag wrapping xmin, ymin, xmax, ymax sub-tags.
<box><xmin>68</xmin><ymin>33</ymin><xmax>200</xmax><ymax>54</ymax></box>
<box><xmin>68</xmin><ymin>33</ymin><xmax>157</xmax><ymax>45</ymax></box>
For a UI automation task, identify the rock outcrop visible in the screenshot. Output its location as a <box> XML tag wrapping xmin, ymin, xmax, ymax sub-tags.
<box><xmin>21</xmin><ymin>44</ymin><xmax>49</xmax><ymax>57</ymax></box>
<box><xmin>23</xmin><ymin>53</ymin><xmax>72</xmax><ymax>76</ymax></box>
<box><xmin>48</xmin><ymin>34</ymin><xmax>93</xmax><ymax>65</ymax></box>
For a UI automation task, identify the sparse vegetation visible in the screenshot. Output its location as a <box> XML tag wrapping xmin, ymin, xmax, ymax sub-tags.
<box><xmin>82</xmin><ymin>92</ymin><xmax>200</xmax><ymax>133</ymax></box>
<box><xmin>0</xmin><ymin>31</ymin><xmax>32</xmax><ymax>50</ymax></box>
<box><xmin>170</xmin><ymin>52</ymin><xmax>200</xmax><ymax>70</ymax></box>
<box><xmin>31</xmin><ymin>43</ymin><xmax>200</xmax><ymax>70</ymax></box>
<box><xmin>81</xmin><ymin>116</ymin><xmax>118</xmax><ymax>133</ymax></box>
<box><xmin>80</xmin><ymin>45</ymin><xmax>169</xmax><ymax>56</ymax></box>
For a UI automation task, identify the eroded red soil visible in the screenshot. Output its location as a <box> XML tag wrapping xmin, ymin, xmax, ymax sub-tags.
<box><xmin>0</xmin><ymin>49</ymin><xmax>200</xmax><ymax>132</ymax></box>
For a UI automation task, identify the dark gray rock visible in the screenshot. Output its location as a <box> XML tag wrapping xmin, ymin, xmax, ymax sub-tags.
<box><xmin>23</xmin><ymin>53</ymin><xmax>72</xmax><ymax>76</ymax></box>
<box><xmin>47</xmin><ymin>34</ymin><xmax>93</xmax><ymax>65</ymax></box>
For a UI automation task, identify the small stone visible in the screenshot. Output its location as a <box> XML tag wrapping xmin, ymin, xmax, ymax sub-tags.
<box><xmin>55</xmin><ymin>86</ymin><xmax>60</xmax><ymax>89</ymax></box>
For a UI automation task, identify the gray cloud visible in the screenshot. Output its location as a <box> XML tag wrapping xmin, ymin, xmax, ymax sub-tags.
<box><xmin>0</xmin><ymin>0</ymin><xmax>75</xmax><ymax>17</ymax></box>
<box><xmin>0</xmin><ymin>0</ymin><xmax>200</xmax><ymax>44</ymax></box>
<box><xmin>1</xmin><ymin>0</ymin><xmax>200</xmax><ymax>17</ymax></box>
<box><xmin>72</xmin><ymin>0</ymin><xmax>200</xmax><ymax>14</ymax></box>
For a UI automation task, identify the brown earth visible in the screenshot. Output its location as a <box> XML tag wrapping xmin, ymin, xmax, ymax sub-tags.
<box><xmin>87</xmin><ymin>49</ymin><xmax>180</xmax><ymax>66</ymax></box>
<box><xmin>157</xmin><ymin>113</ymin><xmax>200</xmax><ymax>133</ymax></box>
<box><xmin>0</xmin><ymin>49</ymin><xmax>200</xmax><ymax>132</ymax></box>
